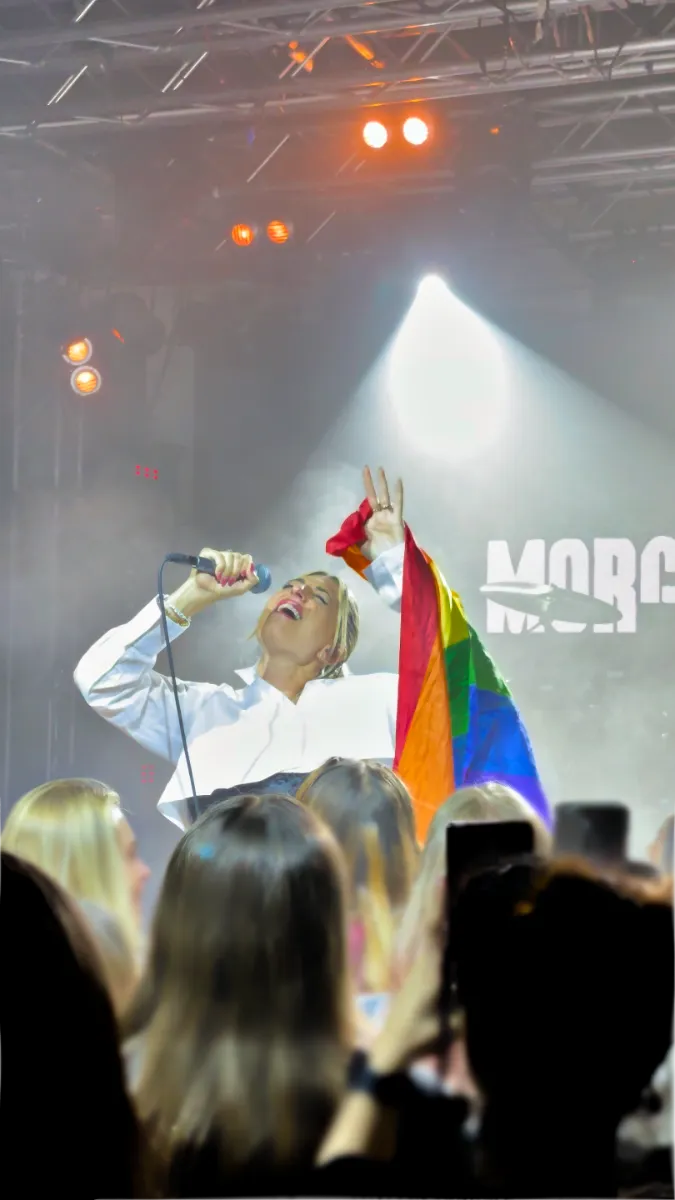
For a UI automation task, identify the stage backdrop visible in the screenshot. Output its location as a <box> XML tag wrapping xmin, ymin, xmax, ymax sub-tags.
<box><xmin>1</xmin><ymin>270</ymin><xmax>673</xmax><ymax>918</ymax></box>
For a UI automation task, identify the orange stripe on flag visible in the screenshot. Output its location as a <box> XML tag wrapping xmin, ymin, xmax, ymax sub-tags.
<box><xmin>342</xmin><ymin>545</ymin><xmax>371</xmax><ymax>579</ymax></box>
<box><xmin>396</xmin><ymin>628</ymin><xmax>454</xmax><ymax>843</ymax></box>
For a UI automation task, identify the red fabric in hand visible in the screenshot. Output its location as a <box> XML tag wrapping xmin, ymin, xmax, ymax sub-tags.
<box><xmin>325</xmin><ymin>498</ymin><xmax>372</xmax><ymax>557</ymax></box>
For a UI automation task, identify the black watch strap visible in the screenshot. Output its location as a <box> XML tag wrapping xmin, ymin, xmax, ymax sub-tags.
<box><xmin>347</xmin><ymin>1050</ymin><xmax>410</xmax><ymax>1108</ymax></box>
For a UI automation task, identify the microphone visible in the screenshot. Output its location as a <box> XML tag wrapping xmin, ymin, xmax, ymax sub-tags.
<box><xmin>165</xmin><ymin>553</ymin><xmax>272</xmax><ymax>595</ymax></box>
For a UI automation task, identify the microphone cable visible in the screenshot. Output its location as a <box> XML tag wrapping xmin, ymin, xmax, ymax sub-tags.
<box><xmin>157</xmin><ymin>557</ymin><xmax>198</xmax><ymax>802</ymax></box>
<box><xmin>155</xmin><ymin>553</ymin><xmax>270</xmax><ymax>812</ymax></box>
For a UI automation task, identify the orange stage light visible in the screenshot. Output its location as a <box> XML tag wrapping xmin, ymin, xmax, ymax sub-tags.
<box><xmin>345</xmin><ymin>35</ymin><xmax>383</xmax><ymax>67</ymax></box>
<box><xmin>70</xmin><ymin>366</ymin><xmax>101</xmax><ymax>395</ymax></box>
<box><xmin>62</xmin><ymin>337</ymin><xmax>92</xmax><ymax>365</ymax></box>
<box><xmin>231</xmin><ymin>223</ymin><xmax>256</xmax><ymax>246</ymax></box>
<box><xmin>287</xmin><ymin>42</ymin><xmax>313</xmax><ymax>70</ymax></box>
<box><xmin>402</xmin><ymin>116</ymin><xmax>429</xmax><ymax>146</ymax></box>
<box><xmin>266</xmin><ymin>220</ymin><xmax>291</xmax><ymax>244</ymax></box>
<box><xmin>363</xmin><ymin>120</ymin><xmax>388</xmax><ymax>149</ymax></box>
<box><xmin>490</xmin><ymin>126</ymin><xmax>501</xmax><ymax>135</ymax></box>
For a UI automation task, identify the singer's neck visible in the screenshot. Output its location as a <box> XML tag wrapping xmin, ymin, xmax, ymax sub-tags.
<box><xmin>256</xmin><ymin>653</ymin><xmax>320</xmax><ymax>703</ymax></box>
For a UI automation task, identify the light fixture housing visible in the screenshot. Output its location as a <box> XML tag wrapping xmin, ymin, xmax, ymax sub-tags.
<box><xmin>62</xmin><ymin>337</ymin><xmax>93</xmax><ymax>365</ymax></box>
<box><xmin>231</xmin><ymin>223</ymin><xmax>256</xmax><ymax>246</ymax></box>
<box><xmin>70</xmin><ymin>366</ymin><xmax>101</xmax><ymax>394</ymax></box>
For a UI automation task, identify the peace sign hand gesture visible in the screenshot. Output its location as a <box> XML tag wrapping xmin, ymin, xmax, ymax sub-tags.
<box><xmin>362</xmin><ymin>465</ymin><xmax>405</xmax><ymax>561</ymax></box>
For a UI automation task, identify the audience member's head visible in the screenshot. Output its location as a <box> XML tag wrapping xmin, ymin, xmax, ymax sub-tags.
<box><xmin>648</xmin><ymin>814</ymin><xmax>674</xmax><ymax>875</ymax></box>
<box><xmin>396</xmin><ymin>782</ymin><xmax>550</xmax><ymax>973</ymax></box>
<box><xmin>80</xmin><ymin>899</ymin><xmax>140</xmax><ymax>1019</ymax></box>
<box><xmin>125</xmin><ymin>793</ymin><xmax>351</xmax><ymax>1185</ymax></box>
<box><xmin>2</xmin><ymin>777</ymin><xmax>149</xmax><ymax>955</ymax></box>
<box><xmin>2</xmin><ymin>851</ymin><xmax>143</xmax><ymax>1197</ymax></box>
<box><xmin>298</xmin><ymin>758</ymin><xmax>419</xmax><ymax>993</ymax></box>
<box><xmin>453</xmin><ymin>860</ymin><xmax>674</xmax><ymax>1194</ymax></box>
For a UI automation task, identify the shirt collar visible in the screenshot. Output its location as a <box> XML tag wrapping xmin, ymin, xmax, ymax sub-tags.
<box><xmin>234</xmin><ymin>662</ymin><xmax>351</xmax><ymax>687</ymax></box>
<box><xmin>234</xmin><ymin>665</ymin><xmax>259</xmax><ymax>685</ymax></box>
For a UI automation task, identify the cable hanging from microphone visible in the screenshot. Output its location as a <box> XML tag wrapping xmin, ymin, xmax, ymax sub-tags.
<box><xmin>157</xmin><ymin>558</ymin><xmax>197</xmax><ymax>801</ymax></box>
<box><xmin>157</xmin><ymin>554</ymin><xmax>271</xmax><ymax>805</ymax></box>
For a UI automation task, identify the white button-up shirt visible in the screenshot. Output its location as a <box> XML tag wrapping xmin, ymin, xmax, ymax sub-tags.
<box><xmin>74</xmin><ymin>545</ymin><xmax>404</xmax><ymax>829</ymax></box>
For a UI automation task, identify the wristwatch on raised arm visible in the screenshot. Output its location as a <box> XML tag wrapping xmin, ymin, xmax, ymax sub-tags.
<box><xmin>347</xmin><ymin>1049</ymin><xmax>412</xmax><ymax>1109</ymax></box>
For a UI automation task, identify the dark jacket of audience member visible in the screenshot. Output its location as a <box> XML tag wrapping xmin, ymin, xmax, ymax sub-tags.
<box><xmin>452</xmin><ymin>861</ymin><xmax>674</xmax><ymax>1197</ymax></box>
<box><xmin>1</xmin><ymin>852</ymin><xmax>143</xmax><ymax>1198</ymax></box>
<box><xmin>309</xmin><ymin>861</ymin><xmax>673</xmax><ymax>1199</ymax></box>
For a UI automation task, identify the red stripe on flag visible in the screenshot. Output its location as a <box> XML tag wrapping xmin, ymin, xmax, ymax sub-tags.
<box><xmin>326</xmin><ymin>509</ymin><xmax>455</xmax><ymax>841</ymax></box>
<box><xmin>394</xmin><ymin>527</ymin><xmax>443</xmax><ymax>754</ymax></box>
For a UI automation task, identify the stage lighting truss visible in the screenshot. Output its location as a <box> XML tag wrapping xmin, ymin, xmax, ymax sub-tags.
<box><xmin>362</xmin><ymin>115</ymin><xmax>430</xmax><ymax>148</ymax></box>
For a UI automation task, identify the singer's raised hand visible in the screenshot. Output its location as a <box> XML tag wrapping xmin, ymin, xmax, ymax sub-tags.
<box><xmin>166</xmin><ymin>548</ymin><xmax>260</xmax><ymax>624</ymax></box>
<box><xmin>191</xmin><ymin>548</ymin><xmax>259</xmax><ymax>601</ymax></box>
<box><xmin>362</xmin><ymin>466</ymin><xmax>405</xmax><ymax>562</ymax></box>
<box><xmin>164</xmin><ymin>549</ymin><xmax>257</xmax><ymax>624</ymax></box>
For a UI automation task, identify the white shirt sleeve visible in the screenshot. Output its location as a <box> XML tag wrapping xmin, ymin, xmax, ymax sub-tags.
<box><xmin>363</xmin><ymin>542</ymin><xmax>405</xmax><ymax>613</ymax></box>
<box><xmin>73</xmin><ymin>598</ymin><xmax>225</xmax><ymax>763</ymax></box>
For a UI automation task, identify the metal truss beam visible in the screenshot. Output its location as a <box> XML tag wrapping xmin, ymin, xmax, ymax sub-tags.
<box><xmin>535</xmin><ymin>142</ymin><xmax>675</xmax><ymax>168</ymax></box>
<box><xmin>533</xmin><ymin>161</ymin><xmax>675</xmax><ymax>184</ymax></box>
<box><xmin>0</xmin><ymin>0</ymin><xmax>653</xmax><ymax>56</ymax></box>
<box><xmin>1</xmin><ymin>0</ymin><xmax>675</xmax><ymax>267</ymax></box>
<box><xmin>1</xmin><ymin>37</ymin><xmax>675</xmax><ymax>137</ymax></box>
<box><xmin>535</xmin><ymin>79</ymin><xmax>675</xmax><ymax>108</ymax></box>
<box><xmin>0</xmin><ymin>0</ymin><xmax>658</xmax><ymax>74</ymax></box>
<box><xmin>538</xmin><ymin>101</ymin><xmax>675</xmax><ymax>125</ymax></box>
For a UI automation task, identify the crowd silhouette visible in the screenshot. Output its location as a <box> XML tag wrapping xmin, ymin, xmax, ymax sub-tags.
<box><xmin>2</xmin><ymin>771</ymin><xmax>672</xmax><ymax>1197</ymax></box>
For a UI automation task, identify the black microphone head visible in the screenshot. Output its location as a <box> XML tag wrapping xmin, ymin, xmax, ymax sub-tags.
<box><xmin>251</xmin><ymin>564</ymin><xmax>271</xmax><ymax>595</ymax></box>
<box><xmin>164</xmin><ymin>552</ymin><xmax>198</xmax><ymax>567</ymax></box>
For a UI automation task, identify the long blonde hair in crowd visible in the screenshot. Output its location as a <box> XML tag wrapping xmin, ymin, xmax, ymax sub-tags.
<box><xmin>396</xmin><ymin>782</ymin><xmax>551</xmax><ymax>973</ymax></box>
<box><xmin>298</xmin><ymin>758</ymin><xmax>419</xmax><ymax>993</ymax></box>
<box><xmin>2</xmin><ymin>778</ymin><xmax>140</xmax><ymax>958</ymax></box>
<box><xmin>79</xmin><ymin>900</ymin><xmax>140</xmax><ymax>1019</ymax></box>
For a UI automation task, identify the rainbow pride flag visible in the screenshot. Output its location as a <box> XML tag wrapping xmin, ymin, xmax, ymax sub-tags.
<box><xmin>327</xmin><ymin>501</ymin><xmax>550</xmax><ymax>842</ymax></box>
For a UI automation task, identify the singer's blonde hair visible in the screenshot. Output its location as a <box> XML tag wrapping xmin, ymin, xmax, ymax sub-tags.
<box><xmin>251</xmin><ymin>572</ymin><xmax>359</xmax><ymax>679</ymax></box>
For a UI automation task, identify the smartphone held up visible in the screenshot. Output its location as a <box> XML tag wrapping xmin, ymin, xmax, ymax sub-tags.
<box><xmin>440</xmin><ymin>819</ymin><xmax>537</xmax><ymax>1021</ymax></box>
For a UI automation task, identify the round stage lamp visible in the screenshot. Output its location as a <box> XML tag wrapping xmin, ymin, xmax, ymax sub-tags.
<box><xmin>62</xmin><ymin>337</ymin><xmax>92</xmax><ymax>365</ymax></box>
<box><xmin>231</xmin><ymin>223</ymin><xmax>256</xmax><ymax>246</ymax></box>
<box><xmin>402</xmin><ymin>116</ymin><xmax>429</xmax><ymax>146</ymax></box>
<box><xmin>70</xmin><ymin>366</ymin><xmax>101</xmax><ymax>395</ymax></box>
<box><xmin>267</xmin><ymin>220</ymin><xmax>291</xmax><ymax>244</ymax></box>
<box><xmin>363</xmin><ymin>120</ymin><xmax>388</xmax><ymax>149</ymax></box>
